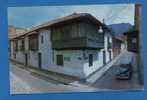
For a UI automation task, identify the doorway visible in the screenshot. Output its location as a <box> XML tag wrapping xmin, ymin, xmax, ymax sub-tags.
<box><xmin>25</xmin><ymin>53</ymin><xmax>28</xmax><ymax>66</ymax></box>
<box><xmin>103</xmin><ymin>51</ymin><xmax>106</xmax><ymax>65</ymax></box>
<box><xmin>56</xmin><ymin>54</ymin><xmax>63</xmax><ymax>66</ymax></box>
<box><xmin>109</xmin><ymin>50</ymin><xmax>112</xmax><ymax>61</ymax></box>
<box><xmin>38</xmin><ymin>53</ymin><xmax>42</xmax><ymax>69</ymax></box>
<box><xmin>89</xmin><ymin>54</ymin><xmax>93</xmax><ymax>67</ymax></box>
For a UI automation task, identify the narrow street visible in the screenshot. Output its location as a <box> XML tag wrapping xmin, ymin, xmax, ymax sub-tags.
<box><xmin>10</xmin><ymin>62</ymin><xmax>97</xmax><ymax>94</ymax></box>
<box><xmin>92</xmin><ymin>65</ymin><xmax>142</xmax><ymax>90</ymax></box>
<box><xmin>92</xmin><ymin>50</ymin><xmax>143</xmax><ymax>90</ymax></box>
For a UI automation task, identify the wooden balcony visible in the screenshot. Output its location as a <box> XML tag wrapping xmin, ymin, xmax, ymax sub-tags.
<box><xmin>52</xmin><ymin>37</ymin><xmax>104</xmax><ymax>50</ymax></box>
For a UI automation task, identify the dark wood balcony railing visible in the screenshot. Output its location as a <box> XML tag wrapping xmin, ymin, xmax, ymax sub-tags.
<box><xmin>52</xmin><ymin>37</ymin><xmax>104</xmax><ymax>50</ymax></box>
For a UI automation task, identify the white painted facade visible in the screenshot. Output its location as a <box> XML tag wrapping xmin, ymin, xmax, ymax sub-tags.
<box><xmin>53</xmin><ymin>50</ymin><xmax>85</xmax><ymax>78</ymax></box>
<box><xmin>83</xmin><ymin>50</ymin><xmax>103</xmax><ymax>77</ymax></box>
<box><xmin>10</xmin><ymin>29</ymin><xmax>113</xmax><ymax>79</ymax></box>
<box><xmin>10</xmin><ymin>39</ymin><xmax>25</xmax><ymax>64</ymax></box>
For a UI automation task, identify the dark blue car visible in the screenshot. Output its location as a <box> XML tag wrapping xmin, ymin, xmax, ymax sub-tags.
<box><xmin>116</xmin><ymin>64</ymin><xmax>132</xmax><ymax>80</ymax></box>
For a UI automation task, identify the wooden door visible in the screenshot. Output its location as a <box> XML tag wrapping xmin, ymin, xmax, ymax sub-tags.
<box><xmin>89</xmin><ymin>54</ymin><xmax>93</xmax><ymax>67</ymax></box>
<box><xmin>103</xmin><ymin>51</ymin><xmax>106</xmax><ymax>65</ymax></box>
<box><xmin>56</xmin><ymin>55</ymin><xmax>63</xmax><ymax>66</ymax></box>
<box><xmin>38</xmin><ymin>53</ymin><xmax>42</xmax><ymax>69</ymax></box>
<box><xmin>25</xmin><ymin>53</ymin><xmax>28</xmax><ymax>66</ymax></box>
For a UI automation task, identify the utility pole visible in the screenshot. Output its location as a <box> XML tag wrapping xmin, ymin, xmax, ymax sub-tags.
<box><xmin>135</xmin><ymin>4</ymin><xmax>144</xmax><ymax>85</ymax></box>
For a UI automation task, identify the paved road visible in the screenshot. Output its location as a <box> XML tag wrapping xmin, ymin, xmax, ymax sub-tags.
<box><xmin>10</xmin><ymin>62</ymin><xmax>96</xmax><ymax>94</ymax></box>
<box><xmin>92</xmin><ymin>65</ymin><xmax>142</xmax><ymax>90</ymax></box>
<box><xmin>92</xmin><ymin>51</ymin><xmax>143</xmax><ymax>90</ymax></box>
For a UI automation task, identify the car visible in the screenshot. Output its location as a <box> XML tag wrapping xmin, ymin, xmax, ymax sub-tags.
<box><xmin>116</xmin><ymin>64</ymin><xmax>132</xmax><ymax>80</ymax></box>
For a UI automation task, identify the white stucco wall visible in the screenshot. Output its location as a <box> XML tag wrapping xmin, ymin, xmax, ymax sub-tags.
<box><xmin>52</xmin><ymin>50</ymin><xmax>85</xmax><ymax>78</ymax></box>
<box><xmin>83</xmin><ymin>50</ymin><xmax>103</xmax><ymax>77</ymax></box>
<box><xmin>11</xmin><ymin>40</ymin><xmax>25</xmax><ymax>64</ymax></box>
<box><xmin>23</xmin><ymin>34</ymin><xmax>39</xmax><ymax>68</ymax></box>
<box><xmin>38</xmin><ymin>29</ymin><xmax>53</xmax><ymax>70</ymax></box>
<box><xmin>103</xmin><ymin>32</ymin><xmax>113</xmax><ymax>62</ymax></box>
<box><xmin>15</xmin><ymin>51</ymin><xmax>25</xmax><ymax>64</ymax></box>
<box><xmin>28</xmin><ymin>51</ymin><xmax>38</xmax><ymax>67</ymax></box>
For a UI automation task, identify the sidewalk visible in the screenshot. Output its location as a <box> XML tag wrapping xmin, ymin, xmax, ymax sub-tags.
<box><xmin>10</xmin><ymin>63</ymin><xmax>97</xmax><ymax>94</ymax></box>
<box><xmin>10</xmin><ymin>61</ymin><xmax>79</xmax><ymax>85</ymax></box>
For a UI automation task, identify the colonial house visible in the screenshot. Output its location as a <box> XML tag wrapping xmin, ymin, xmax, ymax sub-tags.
<box><xmin>112</xmin><ymin>37</ymin><xmax>122</xmax><ymax>58</ymax></box>
<box><xmin>8</xmin><ymin>25</ymin><xmax>27</xmax><ymax>38</ymax></box>
<box><xmin>8</xmin><ymin>25</ymin><xmax>27</xmax><ymax>60</ymax></box>
<box><xmin>112</xmin><ymin>35</ymin><xmax>125</xmax><ymax>58</ymax></box>
<box><xmin>124</xmin><ymin>28</ymin><xmax>138</xmax><ymax>53</ymax></box>
<box><xmin>9</xmin><ymin>13</ymin><xmax>113</xmax><ymax>79</ymax></box>
<box><xmin>123</xmin><ymin>4</ymin><xmax>141</xmax><ymax>53</ymax></box>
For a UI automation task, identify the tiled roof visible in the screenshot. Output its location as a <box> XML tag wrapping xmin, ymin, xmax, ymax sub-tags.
<box><xmin>10</xmin><ymin>13</ymin><xmax>110</xmax><ymax>40</ymax></box>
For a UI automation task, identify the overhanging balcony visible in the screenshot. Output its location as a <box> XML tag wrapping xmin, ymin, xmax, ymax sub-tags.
<box><xmin>52</xmin><ymin>37</ymin><xmax>104</xmax><ymax>50</ymax></box>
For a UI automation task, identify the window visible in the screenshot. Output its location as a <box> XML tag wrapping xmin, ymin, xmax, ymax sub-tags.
<box><xmin>64</xmin><ymin>57</ymin><xmax>70</xmax><ymax>61</ymax></box>
<box><xmin>56</xmin><ymin>55</ymin><xmax>63</xmax><ymax>66</ymax></box>
<box><xmin>41</xmin><ymin>35</ymin><xmax>44</xmax><ymax>44</ymax></box>
<box><xmin>29</xmin><ymin>35</ymin><xmax>38</xmax><ymax>51</ymax></box>
<box><xmin>61</xmin><ymin>25</ymin><xmax>71</xmax><ymax>39</ymax></box>
<box><xmin>132</xmin><ymin>38</ymin><xmax>137</xmax><ymax>43</ymax></box>
<box><xmin>97</xmin><ymin>53</ymin><xmax>99</xmax><ymax>60</ymax></box>
<box><xmin>71</xmin><ymin>23</ymin><xmax>79</xmax><ymax>38</ymax></box>
<box><xmin>13</xmin><ymin>40</ymin><xmax>18</xmax><ymax>52</ymax></box>
<box><xmin>131</xmin><ymin>37</ymin><xmax>137</xmax><ymax>50</ymax></box>
<box><xmin>20</xmin><ymin>39</ymin><xmax>25</xmax><ymax>51</ymax></box>
<box><xmin>52</xmin><ymin>51</ymin><xmax>54</xmax><ymax>63</ymax></box>
<box><xmin>107</xmin><ymin>36</ymin><xmax>110</xmax><ymax>45</ymax></box>
<box><xmin>107</xmin><ymin>36</ymin><xmax>112</xmax><ymax>49</ymax></box>
<box><xmin>89</xmin><ymin>54</ymin><xmax>93</xmax><ymax>67</ymax></box>
<box><xmin>14</xmin><ymin>53</ymin><xmax>16</xmax><ymax>59</ymax></box>
<box><xmin>109</xmin><ymin>50</ymin><xmax>112</xmax><ymax>61</ymax></box>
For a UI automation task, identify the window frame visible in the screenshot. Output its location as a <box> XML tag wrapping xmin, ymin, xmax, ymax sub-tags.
<box><xmin>56</xmin><ymin>54</ymin><xmax>64</xmax><ymax>66</ymax></box>
<box><xmin>13</xmin><ymin>40</ymin><xmax>18</xmax><ymax>52</ymax></box>
<box><xmin>89</xmin><ymin>54</ymin><xmax>93</xmax><ymax>67</ymax></box>
<box><xmin>41</xmin><ymin>35</ymin><xmax>44</xmax><ymax>44</ymax></box>
<box><xmin>29</xmin><ymin>34</ymin><xmax>39</xmax><ymax>51</ymax></box>
<box><xmin>20</xmin><ymin>39</ymin><xmax>25</xmax><ymax>51</ymax></box>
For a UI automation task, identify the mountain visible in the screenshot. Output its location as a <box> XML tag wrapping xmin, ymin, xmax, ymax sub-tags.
<box><xmin>108</xmin><ymin>23</ymin><xmax>133</xmax><ymax>40</ymax></box>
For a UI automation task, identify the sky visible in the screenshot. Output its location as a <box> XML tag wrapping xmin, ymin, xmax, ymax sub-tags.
<box><xmin>8</xmin><ymin>4</ymin><xmax>135</xmax><ymax>29</ymax></box>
